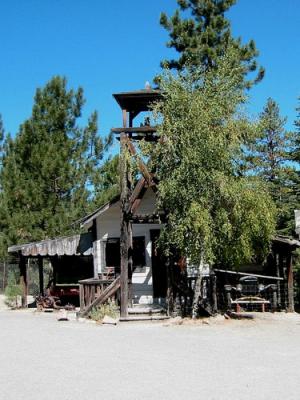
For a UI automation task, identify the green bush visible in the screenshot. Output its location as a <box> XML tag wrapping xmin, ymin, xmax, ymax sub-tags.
<box><xmin>4</xmin><ymin>282</ymin><xmax>23</xmax><ymax>308</ymax></box>
<box><xmin>88</xmin><ymin>300</ymin><xmax>119</xmax><ymax>321</ymax></box>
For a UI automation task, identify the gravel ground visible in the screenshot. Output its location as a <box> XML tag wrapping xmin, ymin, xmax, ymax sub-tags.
<box><xmin>1</xmin><ymin>309</ymin><xmax>300</xmax><ymax>400</ymax></box>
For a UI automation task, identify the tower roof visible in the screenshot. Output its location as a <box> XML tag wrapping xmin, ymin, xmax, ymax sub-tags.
<box><xmin>113</xmin><ymin>89</ymin><xmax>162</xmax><ymax>112</ymax></box>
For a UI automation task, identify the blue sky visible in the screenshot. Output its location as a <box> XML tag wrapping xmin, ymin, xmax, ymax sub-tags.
<box><xmin>0</xmin><ymin>0</ymin><xmax>299</xmax><ymax>145</ymax></box>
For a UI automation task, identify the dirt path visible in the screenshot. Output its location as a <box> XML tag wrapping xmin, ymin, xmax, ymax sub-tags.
<box><xmin>0</xmin><ymin>310</ymin><xmax>300</xmax><ymax>400</ymax></box>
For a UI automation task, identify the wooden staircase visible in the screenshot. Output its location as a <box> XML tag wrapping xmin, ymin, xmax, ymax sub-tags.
<box><xmin>119</xmin><ymin>304</ymin><xmax>169</xmax><ymax>322</ymax></box>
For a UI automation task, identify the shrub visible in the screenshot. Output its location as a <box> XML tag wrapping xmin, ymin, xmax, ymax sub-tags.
<box><xmin>4</xmin><ymin>273</ymin><xmax>23</xmax><ymax>308</ymax></box>
<box><xmin>88</xmin><ymin>300</ymin><xmax>119</xmax><ymax>321</ymax></box>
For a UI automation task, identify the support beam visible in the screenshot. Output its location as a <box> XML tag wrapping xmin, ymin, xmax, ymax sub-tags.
<box><xmin>38</xmin><ymin>256</ymin><xmax>44</xmax><ymax>295</ymax></box>
<box><xmin>287</xmin><ymin>253</ymin><xmax>294</xmax><ymax>312</ymax></box>
<box><xmin>124</xmin><ymin>137</ymin><xmax>153</xmax><ymax>185</ymax></box>
<box><xmin>19</xmin><ymin>255</ymin><xmax>28</xmax><ymax>308</ymax></box>
<box><xmin>120</xmin><ymin>108</ymin><xmax>131</xmax><ymax>318</ymax></box>
<box><xmin>210</xmin><ymin>270</ymin><xmax>218</xmax><ymax>314</ymax></box>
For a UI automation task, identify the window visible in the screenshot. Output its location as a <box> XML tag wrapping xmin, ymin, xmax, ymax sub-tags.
<box><xmin>105</xmin><ymin>236</ymin><xmax>146</xmax><ymax>269</ymax></box>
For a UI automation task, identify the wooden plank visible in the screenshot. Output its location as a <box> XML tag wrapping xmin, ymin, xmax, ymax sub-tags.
<box><xmin>120</xmin><ymin>109</ymin><xmax>130</xmax><ymax>318</ymax></box>
<box><xmin>125</xmin><ymin>137</ymin><xmax>152</xmax><ymax>184</ymax></box>
<box><xmin>19</xmin><ymin>255</ymin><xmax>28</xmax><ymax>308</ymax></box>
<box><xmin>38</xmin><ymin>256</ymin><xmax>44</xmax><ymax>295</ymax></box>
<box><xmin>111</xmin><ymin>126</ymin><xmax>158</xmax><ymax>134</ymax></box>
<box><xmin>214</xmin><ymin>269</ymin><xmax>284</xmax><ymax>281</ymax></box>
<box><xmin>116</xmin><ymin>134</ymin><xmax>158</xmax><ymax>142</ymax></box>
<box><xmin>79</xmin><ymin>284</ymin><xmax>84</xmax><ymax>312</ymax></box>
<box><xmin>287</xmin><ymin>253</ymin><xmax>294</xmax><ymax>312</ymax></box>
<box><xmin>210</xmin><ymin>271</ymin><xmax>218</xmax><ymax>314</ymax></box>
<box><xmin>231</xmin><ymin>300</ymin><xmax>270</xmax><ymax>304</ymax></box>
<box><xmin>80</xmin><ymin>277</ymin><xmax>121</xmax><ymax>317</ymax></box>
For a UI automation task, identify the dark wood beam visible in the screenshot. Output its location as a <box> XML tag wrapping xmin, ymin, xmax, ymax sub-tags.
<box><xmin>125</xmin><ymin>137</ymin><xmax>153</xmax><ymax>185</ymax></box>
<box><xmin>287</xmin><ymin>252</ymin><xmax>294</xmax><ymax>312</ymax></box>
<box><xmin>38</xmin><ymin>256</ymin><xmax>44</xmax><ymax>295</ymax></box>
<box><xmin>111</xmin><ymin>126</ymin><xmax>158</xmax><ymax>134</ymax></box>
<box><xmin>19</xmin><ymin>254</ymin><xmax>28</xmax><ymax>308</ymax></box>
<box><xmin>120</xmin><ymin>109</ymin><xmax>131</xmax><ymax>318</ymax></box>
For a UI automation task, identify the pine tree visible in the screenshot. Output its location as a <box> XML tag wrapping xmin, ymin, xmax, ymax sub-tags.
<box><xmin>92</xmin><ymin>154</ymin><xmax>120</xmax><ymax>207</ymax></box>
<box><xmin>0</xmin><ymin>115</ymin><xmax>9</xmax><ymax>258</ymax></box>
<box><xmin>294</xmin><ymin>97</ymin><xmax>300</xmax><ymax>157</ymax></box>
<box><xmin>246</xmin><ymin>98</ymin><xmax>297</xmax><ymax>234</ymax></box>
<box><xmin>159</xmin><ymin>0</ymin><xmax>264</xmax><ymax>88</ymax></box>
<box><xmin>0</xmin><ymin>76</ymin><xmax>107</xmax><ymax>244</ymax></box>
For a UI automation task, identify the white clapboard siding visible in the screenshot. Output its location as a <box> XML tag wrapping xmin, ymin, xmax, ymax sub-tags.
<box><xmin>94</xmin><ymin>188</ymin><xmax>162</xmax><ymax>304</ymax></box>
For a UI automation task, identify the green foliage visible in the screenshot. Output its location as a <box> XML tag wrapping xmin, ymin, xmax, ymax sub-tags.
<box><xmin>88</xmin><ymin>300</ymin><xmax>119</xmax><ymax>321</ymax></box>
<box><xmin>159</xmin><ymin>0</ymin><xmax>264</xmax><ymax>88</ymax></box>
<box><xmin>0</xmin><ymin>76</ymin><xmax>110</xmax><ymax>247</ymax></box>
<box><xmin>148</xmin><ymin>54</ymin><xmax>275</xmax><ymax>268</ymax></box>
<box><xmin>244</xmin><ymin>98</ymin><xmax>298</xmax><ymax>234</ymax></box>
<box><xmin>4</xmin><ymin>271</ymin><xmax>23</xmax><ymax>308</ymax></box>
<box><xmin>92</xmin><ymin>155</ymin><xmax>120</xmax><ymax>208</ymax></box>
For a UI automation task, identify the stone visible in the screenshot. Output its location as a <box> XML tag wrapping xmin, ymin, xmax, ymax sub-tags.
<box><xmin>102</xmin><ymin>315</ymin><xmax>118</xmax><ymax>325</ymax></box>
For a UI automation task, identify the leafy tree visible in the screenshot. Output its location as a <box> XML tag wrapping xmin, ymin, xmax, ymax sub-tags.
<box><xmin>148</xmin><ymin>55</ymin><xmax>275</xmax><ymax>268</ymax></box>
<box><xmin>159</xmin><ymin>0</ymin><xmax>264</xmax><ymax>88</ymax></box>
<box><xmin>245</xmin><ymin>98</ymin><xmax>297</xmax><ymax>234</ymax></box>
<box><xmin>0</xmin><ymin>76</ymin><xmax>107</xmax><ymax>245</ymax></box>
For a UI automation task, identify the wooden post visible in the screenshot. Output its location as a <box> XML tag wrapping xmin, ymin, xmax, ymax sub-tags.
<box><xmin>79</xmin><ymin>283</ymin><xmax>84</xmax><ymax>312</ymax></box>
<box><xmin>287</xmin><ymin>252</ymin><xmax>294</xmax><ymax>312</ymax></box>
<box><xmin>92</xmin><ymin>219</ymin><xmax>99</xmax><ymax>278</ymax></box>
<box><xmin>19</xmin><ymin>255</ymin><xmax>28</xmax><ymax>308</ymax></box>
<box><xmin>38</xmin><ymin>256</ymin><xmax>44</xmax><ymax>295</ymax></box>
<box><xmin>224</xmin><ymin>285</ymin><xmax>232</xmax><ymax>310</ymax></box>
<box><xmin>166</xmin><ymin>257</ymin><xmax>174</xmax><ymax>316</ymax></box>
<box><xmin>270</xmin><ymin>284</ymin><xmax>277</xmax><ymax>312</ymax></box>
<box><xmin>120</xmin><ymin>108</ymin><xmax>131</xmax><ymax>318</ymax></box>
<box><xmin>128</xmin><ymin>222</ymin><xmax>133</xmax><ymax>307</ymax></box>
<box><xmin>210</xmin><ymin>270</ymin><xmax>218</xmax><ymax>314</ymax></box>
<box><xmin>275</xmin><ymin>252</ymin><xmax>281</xmax><ymax>307</ymax></box>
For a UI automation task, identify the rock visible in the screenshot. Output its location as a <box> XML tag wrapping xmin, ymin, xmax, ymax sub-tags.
<box><xmin>102</xmin><ymin>315</ymin><xmax>118</xmax><ymax>325</ymax></box>
<box><xmin>57</xmin><ymin>310</ymin><xmax>69</xmax><ymax>321</ymax></box>
<box><xmin>168</xmin><ymin>316</ymin><xmax>183</xmax><ymax>325</ymax></box>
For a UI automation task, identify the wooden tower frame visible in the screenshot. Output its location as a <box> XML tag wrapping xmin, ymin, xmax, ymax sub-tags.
<box><xmin>111</xmin><ymin>88</ymin><xmax>162</xmax><ymax>318</ymax></box>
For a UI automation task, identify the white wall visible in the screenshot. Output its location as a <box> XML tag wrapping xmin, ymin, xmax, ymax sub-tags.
<box><xmin>94</xmin><ymin>188</ymin><xmax>162</xmax><ymax>304</ymax></box>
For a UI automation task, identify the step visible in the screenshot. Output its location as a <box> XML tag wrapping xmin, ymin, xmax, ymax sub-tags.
<box><xmin>119</xmin><ymin>315</ymin><xmax>170</xmax><ymax>322</ymax></box>
<box><xmin>128</xmin><ymin>306</ymin><xmax>166</xmax><ymax>315</ymax></box>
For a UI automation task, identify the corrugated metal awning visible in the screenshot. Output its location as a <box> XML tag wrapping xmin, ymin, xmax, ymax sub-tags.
<box><xmin>8</xmin><ymin>232</ymin><xmax>93</xmax><ymax>257</ymax></box>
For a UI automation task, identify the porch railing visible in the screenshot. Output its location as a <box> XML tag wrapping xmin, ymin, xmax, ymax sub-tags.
<box><xmin>78</xmin><ymin>276</ymin><xmax>120</xmax><ymax>317</ymax></box>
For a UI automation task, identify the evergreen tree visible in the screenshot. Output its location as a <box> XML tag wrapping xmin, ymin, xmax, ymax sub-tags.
<box><xmin>246</xmin><ymin>98</ymin><xmax>297</xmax><ymax>234</ymax></box>
<box><xmin>0</xmin><ymin>76</ymin><xmax>107</xmax><ymax>245</ymax></box>
<box><xmin>92</xmin><ymin>154</ymin><xmax>120</xmax><ymax>207</ymax></box>
<box><xmin>159</xmin><ymin>0</ymin><xmax>264</xmax><ymax>88</ymax></box>
<box><xmin>0</xmin><ymin>115</ymin><xmax>8</xmax><ymax>258</ymax></box>
<box><xmin>0</xmin><ymin>115</ymin><xmax>4</xmax><ymax>150</ymax></box>
<box><xmin>294</xmin><ymin>97</ymin><xmax>300</xmax><ymax>157</ymax></box>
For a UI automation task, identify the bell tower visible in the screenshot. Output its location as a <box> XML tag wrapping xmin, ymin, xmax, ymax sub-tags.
<box><xmin>111</xmin><ymin>87</ymin><xmax>162</xmax><ymax>317</ymax></box>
